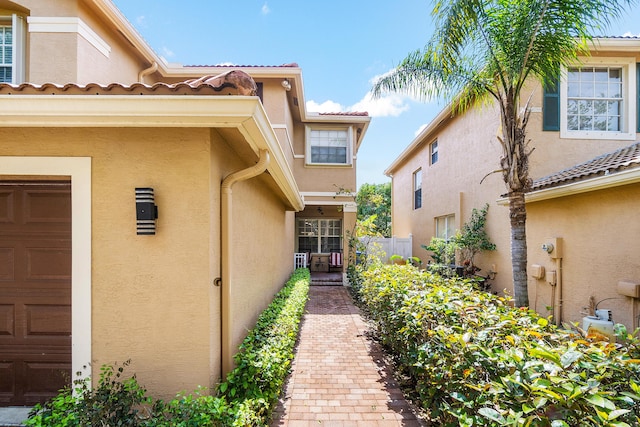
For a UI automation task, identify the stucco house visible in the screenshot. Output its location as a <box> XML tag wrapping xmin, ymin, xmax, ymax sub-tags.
<box><xmin>0</xmin><ymin>0</ymin><xmax>369</xmax><ymax>407</ymax></box>
<box><xmin>385</xmin><ymin>37</ymin><xmax>640</xmax><ymax>333</ymax></box>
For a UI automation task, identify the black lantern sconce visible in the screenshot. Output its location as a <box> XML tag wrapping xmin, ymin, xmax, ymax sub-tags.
<box><xmin>135</xmin><ymin>187</ymin><xmax>158</xmax><ymax>235</ymax></box>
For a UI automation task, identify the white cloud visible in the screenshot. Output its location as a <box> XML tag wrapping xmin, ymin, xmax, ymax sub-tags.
<box><xmin>261</xmin><ymin>2</ymin><xmax>270</xmax><ymax>14</ymax></box>
<box><xmin>414</xmin><ymin>123</ymin><xmax>428</xmax><ymax>137</ymax></box>
<box><xmin>350</xmin><ymin>93</ymin><xmax>410</xmax><ymax>117</ymax></box>
<box><xmin>307</xmin><ymin>92</ymin><xmax>410</xmax><ymax>118</ymax></box>
<box><xmin>306</xmin><ymin>99</ymin><xmax>345</xmax><ymax>113</ymax></box>
<box><xmin>162</xmin><ymin>46</ymin><xmax>175</xmax><ymax>58</ymax></box>
<box><xmin>622</xmin><ymin>31</ymin><xmax>640</xmax><ymax>37</ymax></box>
<box><xmin>135</xmin><ymin>15</ymin><xmax>147</xmax><ymax>28</ymax></box>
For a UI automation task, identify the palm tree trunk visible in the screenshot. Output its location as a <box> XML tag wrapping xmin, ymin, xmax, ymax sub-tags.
<box><xmin>509</xmin><ymin>190</ymin><xmax>529</xmax><ymax>307</ymax></box>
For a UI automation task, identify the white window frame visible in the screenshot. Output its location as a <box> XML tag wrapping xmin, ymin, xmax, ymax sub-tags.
<box><xmin>430</xmin><ymin>140</ymin><xmax>439</xmax><ymax>165</ymax></box>
<box><xmin>305</xmin><ymin>125</ymin><xmax>353</xmax><ymax>166</ymax></box>
<box><xmin>435</xmin><ymin>214</ymin><xmax>455</xmax><ymax>240</ymax></box>
<box><xmin>296</xmin><ymin>218</ymin><xmax>342</xmax><ymax>254</ymax></box>
<box><xmin>413</xmin><ymin>168</ymin><xmax>422</xmax><ymax>210</ymax></box>
<box><xmin>0</xmin><ymin>14</ymin><xmax>26</xmax><ymax>84</ymax></box>
<box><xmin>560</xmin><ymin>57</ymin><xmax>636</xmax><ymax>140</ymax></box>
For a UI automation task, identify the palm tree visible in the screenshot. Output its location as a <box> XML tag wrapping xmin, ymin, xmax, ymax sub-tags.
<box><xmin>372</xmin><ymin>0</ymin><xmax>635</xmax><ymax>307</ymax></box>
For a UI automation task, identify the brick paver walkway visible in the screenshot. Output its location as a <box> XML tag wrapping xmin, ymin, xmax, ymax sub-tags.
<box><xmin>271</xmin><ymin>286</ymin><xmax>426</xmax><ymax>427</ymax></box>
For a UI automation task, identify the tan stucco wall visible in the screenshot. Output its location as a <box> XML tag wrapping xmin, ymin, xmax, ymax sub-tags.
<box><xmin>526</xmin><ymin>183</ymin><xmax>640</xmax><ymax>331</ymax></box>
<box><xmin>15</xmin><ymin>0</ymin><xmax>147</xmax><ymax>85</ymax></box>
<box><xmin>0</xmin><ymin>125</ymin><xmax>295</xmax><ymax>399</ymax></box>
<box><xmin>390</xmin><ymin>105</ymin><xmax>512</xmax><ymax>289</ymax></box>
<box><xmin>228</xmin><ymin>176</ymin><xmax>295</xmax><ymax>354</ymax></box>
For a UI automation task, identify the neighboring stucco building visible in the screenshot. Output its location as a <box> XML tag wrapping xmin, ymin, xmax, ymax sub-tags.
<box><xmin>386</xmin><ymin>38</ymin><xmax>640</xmax><ymax>333</ymax></box>
<box><xmin>0</xmin><ymin>0</ymin><xmax>369</xmax><ymax>406</ymax></box>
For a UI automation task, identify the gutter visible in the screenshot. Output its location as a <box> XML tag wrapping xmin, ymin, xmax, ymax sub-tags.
<box><xmin>138</xmin><ymin>62</ymin><xmax>158</xmax><ymax>84</ymax></box>
<box><xmin>220</xmin><ymin>149</ymin><xmax>270</xmax><ymax>377</ymax></box>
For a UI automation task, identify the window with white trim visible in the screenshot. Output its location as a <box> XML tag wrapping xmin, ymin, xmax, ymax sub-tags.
<box><xmin>435</xmin><ymin>214</ymin><xmax>455</xmax><ymax>240</ymax></box>
<box><xmin>555</xmin><ymin>58</ymin><xmax>636</xmax><ymax>140</ymax></box>
<box><xmin>306</xmin><ymin>127</ymin><xmax>352</xmax><ymax>165</ymax></box>
<box><xmin>430</xmin><ymin>140</ymin><xmax>438</xmax><ymax>164</ymax></box>
<box><xmin>297</xmin><ymin>218</ymin><xmax>342</xmax><ymax>253</ymax></box>
<box><xmin>413</xmin><ymin>168</ymin><xmax>422</xmax><ymax>210</ymax></box>
<box><xmin>0</xmin><ymin>14</ymin><xmax>26</xmax><ymax>84</ymax></box>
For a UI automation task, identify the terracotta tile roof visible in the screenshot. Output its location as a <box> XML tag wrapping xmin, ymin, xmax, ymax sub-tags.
<box><xmin>185</xmin><ymin>62</ymin><xmax>299</xmax><ymax>68</ymax></box>
<box><xmin>0</xmin><ymin>81</ymin><xmax>241</xmax><ymax>95</ymax></box>
<box><xmin>319</xmin><ymin>111</ymin><xmax>369</xmax><ymax>117</ymax></box>
<box><xmin>531</xmin><ymin>142</ymin><xmax>640</xmax><ymax>191</ymax></box>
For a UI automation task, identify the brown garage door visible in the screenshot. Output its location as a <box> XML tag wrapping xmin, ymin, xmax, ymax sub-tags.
<box><xmin>0</xmin><ymin>181</ymin><xmax>72</xmax><ymax>406</ymax></box>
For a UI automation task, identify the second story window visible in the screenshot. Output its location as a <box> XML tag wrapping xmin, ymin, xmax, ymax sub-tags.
<box><xmin>306</xmin><ymin>127</ymin><xmax>352</xmax><ymax>165</ymax></box>
<box><xmin>544</xmin><ymin>58</ymin><xmax>636</xmax><ymax>140</ymax></box>
<box><xmin>0</xmin><ymin>14</ymin><xmax>26</xmax><ymax>84</ymax></box>
<box><xmin>413</xmin><ymin>168</ymin><xmax>422</xmax><ymax>210</ymax></box>
<box><xmin>430</xmin><ymin>140</ymin><xmax>439</xmax><ymax>165</ymax></box>
<box><xmin>0</xmin><ymin>25</ymin><xmax>12</xmax><ymax>82</ymax></box>
<box><xmin>567</xmin><ymin>67</ymin><xmax>622</xmax><ymax>132</ymax></box>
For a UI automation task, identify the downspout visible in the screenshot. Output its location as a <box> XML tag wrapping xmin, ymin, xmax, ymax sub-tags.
<box><xmin>138</xmin><ymin>61</ymin><xmax>158</xmax><ymax>84</ymax></box>
<box><xmin>220</xmin><ymin>149</ymin><xmax>270</xmax><ymax>377</ymax></box>
<box><xmin>556</xmin><ymin>257</ymin><xmax>564</xmax><ymax>327</ymax></box>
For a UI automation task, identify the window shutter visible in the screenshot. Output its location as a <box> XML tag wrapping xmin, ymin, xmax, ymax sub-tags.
<box><xmin>542</xmin><ymin>75</ymin><xmax>560</xmax><ymax>131</ymax></box>
<box><xmin>637</xmin><ymin>63</ymin><xmax>640</xmax><ymax>133</ymax></box>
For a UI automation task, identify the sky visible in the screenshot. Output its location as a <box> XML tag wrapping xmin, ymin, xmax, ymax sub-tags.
<box><xmin>111</xmin><ymin>0</ymin><xmax>640</xmax><ymax>188</ymax></box>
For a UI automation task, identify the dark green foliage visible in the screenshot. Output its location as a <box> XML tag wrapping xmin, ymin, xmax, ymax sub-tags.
<box><xmin>356</xmin><ymin>182</ymin><xmax>391</xmax><ymax>237</ymax></box>
<box><xmin>26</xmin><ymin>360</ymin><xmax>152</xmax><ymax>427</ymax></box>
<box><xmin>353</xmin><ymin>264</ymin><xmax>640</xmax><ymax>426</ymax></box>
<box><xmin>26</xmin><ymin>269</ymin><xmax>310</xmax><ymax>427</ymax></box>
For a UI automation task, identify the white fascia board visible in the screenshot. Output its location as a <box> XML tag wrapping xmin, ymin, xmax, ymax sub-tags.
<box><xmin>27</xmin><ymin>17</ymin><xmax>111</xmax><ymax>58</ymax></box>
<box><xmin>497</xmin><ymin>168</ymin><xmax>640</xmax><ymax>205</ymax></box>
<box><xmin>0</xmin><ymin>95</ymin><xmax>304</xmax><ymax>210</ymax></box>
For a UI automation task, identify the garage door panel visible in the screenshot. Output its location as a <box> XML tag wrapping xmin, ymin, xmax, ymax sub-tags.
<box><xmin>27</xmin><ymin>247</ymin><xmax>71</xmax><ymax>281</ymax></box>
<box><xmin>0</xmin><ymin>248</ymin><xmax>14</xmax><ymax>281</ymax></box>
<box><xmin>0</xmin><ymin>189</ymin><xmax>15</xmax><ymax>224</ymax></box>
<box><xmin>26</xmin><ymin>304</ymin><xmax>71</xmax><ymax>337</ymax></box>
<box><xmin>23</xmin><ymin>190</ymin><xmax>71</xmax><ymax>225</ymax></box>
<box><xmin>0</xmin><ymin>361</ymin><xmax>16</xmax><ymax>404</ymax></box>
<box><xmin>24</xmin><ymin>359</ymin><xmax>71</xmax><ymax>394</ymax></box>
<box><xmin>0</xmin><ymin>304</ymin><xmax>14</xmax><ymax>337</ymax></box>
<box><xmin>0</xmin><ymin>182</ymin><xmax>71</xmax><ymax>406</ymax></box>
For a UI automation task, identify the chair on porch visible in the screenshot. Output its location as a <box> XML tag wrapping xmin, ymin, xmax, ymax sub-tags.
<box><xmin>329</xmin><ymin>252</ymin><xmax>343</xmax><ymax>271</ymax></box>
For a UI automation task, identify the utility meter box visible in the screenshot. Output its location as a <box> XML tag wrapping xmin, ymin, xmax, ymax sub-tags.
<box><xmin>530</xmin><ymin>264</ymin><xmax>545</xmax><ymax>279</ymax></box>
<box><xmin>545</xmin><ymin>237</ymin><xmax>563</xmax><ymax>259</ymax></box>
<box><xmin>617</xmin><ymin>280</ymin><xmax>640</xmax><ymax>298</ymax></box>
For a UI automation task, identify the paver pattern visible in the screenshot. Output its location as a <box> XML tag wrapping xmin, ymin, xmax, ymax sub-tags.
<box><xmin>271</xmin><ymin>286</ymin><xmax>425</xmax><ymax>427</ymax></box>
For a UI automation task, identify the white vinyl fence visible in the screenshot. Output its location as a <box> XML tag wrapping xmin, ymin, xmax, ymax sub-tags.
<box><xmin>359</xmin><ymin>234</ymin><xmax>413</xmax><ymax>263</ymax></box>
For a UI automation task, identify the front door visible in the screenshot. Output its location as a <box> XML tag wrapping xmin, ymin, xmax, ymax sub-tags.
<box><xmin>0</xmin><ymin>181</ymin><xmax>72</xmax><ymax>406</ymax></box>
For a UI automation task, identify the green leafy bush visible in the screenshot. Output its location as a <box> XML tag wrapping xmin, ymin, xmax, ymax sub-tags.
<box><xmin>27</xmin><ymin>268</ymin><xmax>310</xmax><ymax>427</ymax></box>
<box><xmin>26</xmin><ymin>360</ymin><xmax>152</xmax><ymax>427</ymax></box>
<box><xmin>354</xmin><ymin>264</ymin><xmax>640</xmax><ymax>426</ymax></box>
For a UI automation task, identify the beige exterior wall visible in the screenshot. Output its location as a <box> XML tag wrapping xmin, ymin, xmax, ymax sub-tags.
<box><xmin>389</xmin><ymin>105</ymin><xmax>512</xmax><ymax>288</ymax></box>
<box><xmin>526</xmin><ymin>183</ymin><xmax>640</xmax><ymax>330</ymax></box>
<box><xmin>0</xmin><ymin>125</ymin><xmax>295</xmax><ymax>399</ymax></box>
<box><xmin>388</xmin><ymin>44</ymin><xmax>640</xmax><ymax>331</ymax></box>
<box><xmin>5</xmin><ymin>0</ymin><xmax>147</xmax><ymax>85</ymax></box>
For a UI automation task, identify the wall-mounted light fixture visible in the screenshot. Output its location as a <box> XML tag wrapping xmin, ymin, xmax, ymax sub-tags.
<box><xmin>281</xmin><ymin>79</ymin><xmax>291</xmax><ymax>91</ymax></box>
<box><xmin>135</xmin><ymin>187</ymin><xmax>158</xmax><ymax>235</ymax></box>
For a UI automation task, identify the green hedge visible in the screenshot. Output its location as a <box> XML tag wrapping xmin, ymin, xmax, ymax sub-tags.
<box><xmin>26</xmin><ymin>268</ymin><xmax>310</xmax><ymax>427</ymax></box>
<box><xmin>353</xmin><ymin>264</ymin><xmax>640</xmax><ymax>426</ymax></box>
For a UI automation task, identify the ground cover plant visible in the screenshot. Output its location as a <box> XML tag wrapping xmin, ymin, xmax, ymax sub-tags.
<box><xmin>26</xmin><ymin>268</ymin><xmax>310</xmax><ymax>427</ymax></box>
<box><xmin>351</xmin><ymin>264</ymin><xmax>640</xmax><ymax>426</ymax></box>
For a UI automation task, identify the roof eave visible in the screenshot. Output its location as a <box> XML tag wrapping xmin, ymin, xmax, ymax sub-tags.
<box><xmin>496</xmin><ymin>167</ymin><xmax>640</xmax><ymax>206</ymax></box>
<box><xmin>385</xmin><ymin>105</ymin><xmax>453</xmax><ymax>176</ymax></box>
<box><xmin>0</xmin><ymin>94</ymin><xmax>304</xmax><ymax>211</ymax></box>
